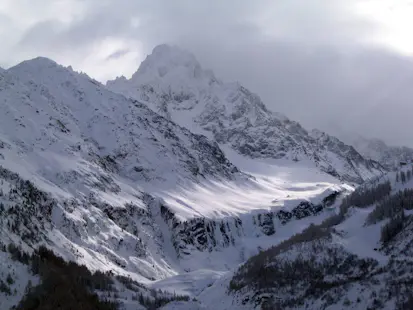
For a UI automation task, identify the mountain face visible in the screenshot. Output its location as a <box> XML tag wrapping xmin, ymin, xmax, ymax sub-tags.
<box><xmin>4</xmin><ymin>57</ymin><xmax>240</xmax><ymax>186</ymax></box>
<box><xmin>347</xmin><ymin>135</ymin><xmax>413</xmax><ymax>170</ymax></box>
<box><xmin>107</xmin><ymin>44</ymin><xmax>385</xmax><ymax>184</ymax></box>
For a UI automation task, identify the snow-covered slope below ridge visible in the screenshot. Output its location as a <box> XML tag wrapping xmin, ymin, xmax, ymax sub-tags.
<box><xmin>107</xmin><ymin>44</ymin><xmax>385</xmax><ymax>184</ymax></box>
<box><xmin>0</xmin><ymin>56</ymin><xmax>355</xmax><ymax>308</ymax></box>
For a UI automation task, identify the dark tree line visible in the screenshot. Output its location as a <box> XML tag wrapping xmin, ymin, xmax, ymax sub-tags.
<box><xmin>396</xmin><ymin>167</ymin><xmax>413</xmax><ymax>184</ymax></box>
<box><xmin>12</xmin><ymin>246</ymin><xmax>117</xmax><ymax>310</ymax></box>
<box><xmin>367</xmin><ymin>189</ymin><xmax>413</xmax><ymax>225</ymax></box>
<box><xmin>340</xmin><ymin>181</ymin><xmax>391</xmax><ymax>212</ymax></box>
<box><xmin>0</xmin><ymin>243</ymin><xmax>189</xmax><ymax>310</ymax></box>
<box><xmin>229</xmin><ymin>226</ymin><xmax>379</xmax><ymax>309</ymax></box>
<box><xmin>116</xmin><ymin>275</ymin><xmax>189</xmax><ymax>309</ymax></box>
<box><xmin>229</xmin><ymin>223</ymin><xmax>332</xmax><ymax>292</ymax></box>
<box><xmin>319</xmin><ymin>181</ymin><xmax>392</xmax><ymax>229</ymax></box>
<box><xmin>380</xmin><ymin>211</ymin><xmax>406</xmax><ymax>244</ymax></box>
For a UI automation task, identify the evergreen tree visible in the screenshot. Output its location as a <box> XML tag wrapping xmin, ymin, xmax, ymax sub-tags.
<box><xmin>367</xmin><ymin>188</ymin><xmax>413</xmax><ymax>224</ymax></box>
<box><xmin>401</xmin><ymin>171</ymin><xmax>406</xmax><ymax>183</ymax></box>
<box><xmin>380</xmin><ymin>211</ymin><xmax>405</xmax><ymax>243</ymax></box>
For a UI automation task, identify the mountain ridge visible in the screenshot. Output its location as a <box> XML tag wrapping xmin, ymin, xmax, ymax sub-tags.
<box><xmin>107</xmin><ymin>44</ymin><xmax>386</xmax><ymax>184</ymax></box>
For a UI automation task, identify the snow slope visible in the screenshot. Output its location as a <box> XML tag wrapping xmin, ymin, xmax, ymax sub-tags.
<box><xmin>154</xmin><ymin>146</ymin><xmax>347</xmax><ymax>219</ymax></box>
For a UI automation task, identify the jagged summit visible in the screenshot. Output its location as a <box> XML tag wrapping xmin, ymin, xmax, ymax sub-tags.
<box><xmin>107</xmin><ymin>44</ymin><xmax>220</xmax><ymax>106</ymax></box>
<box><xmin>133</xmin><ymin>44</ymin><xmax>202</xmax><ymax>78</ymax></box>
<box><xmin>132</xmin><ymin>44</ymin><xmax>218</xmax><ymax>84</ymax></box>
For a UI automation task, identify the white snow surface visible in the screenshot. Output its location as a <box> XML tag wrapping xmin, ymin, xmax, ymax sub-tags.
<box><xmin>155</xmin><ymin>146</ymin><xmax>347</xmax><ymax>219</ymax></box>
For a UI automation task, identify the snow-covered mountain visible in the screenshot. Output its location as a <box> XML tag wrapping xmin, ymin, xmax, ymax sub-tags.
<box><xmin>0</xmin><ymin>53</ymin><xmax>354</xmax><ymax>309</ymax></box>
<box><xmin>0</xmin><ymin>46</ymin><xmax>401</xmax><ymax>310</ymax></box>
<box><xmin>6</xmin><ymin>57</ymin><xmax>241</xmax><ymax>185</ymax></box>
<box><xmin>107</xmin><ymin>44</ymin><xmax>385</xmax><ymax>184</ymax></box>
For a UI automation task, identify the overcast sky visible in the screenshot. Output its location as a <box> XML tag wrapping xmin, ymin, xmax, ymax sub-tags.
<box><xmin>1</xmin><ymin>0</ymin><xmax>413</xmax><ymax>147</ymax></box>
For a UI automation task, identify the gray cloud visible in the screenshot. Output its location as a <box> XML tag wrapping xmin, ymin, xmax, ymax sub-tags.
<box><xmin>106</xmin><ymin>49</ymin><xmax>131</xmax><ymax>60</ymax></box>
<box><xmin>1</xmin><ymin>0</ymin><xmax>413</xmax><ymax>147</ymax></box>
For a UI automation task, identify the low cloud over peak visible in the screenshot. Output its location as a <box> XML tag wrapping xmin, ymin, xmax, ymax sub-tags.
<box><xmin>1</xmin><ymin>0</ymin><xmax>413</xmax><ymax>147</ymax></box>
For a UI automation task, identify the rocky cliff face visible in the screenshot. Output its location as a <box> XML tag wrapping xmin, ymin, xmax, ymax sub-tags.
<box><xmin>0</xmin><ymin>162</ymin><xmax>345</xmax><ymax>282</ymax></box>
<box><xmin>156</xmin><ymin>190</ymin><xmax>340</xmax><ymax>258</ymax></box>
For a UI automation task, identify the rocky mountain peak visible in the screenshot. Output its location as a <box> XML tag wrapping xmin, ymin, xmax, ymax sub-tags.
<box><xmin>106</xmin><ymin>45</ymin><xmax>220</xmax><ymax>106</ymax></box>
<box><xmin>107</xmin><ymin>45</ymin><xmax>385</xmax><ymax>184</ymax></box>
<box><xmin>132</xmin><ymin>44</ymin><xmax>218</xmax><ymax>86</ymax></box>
